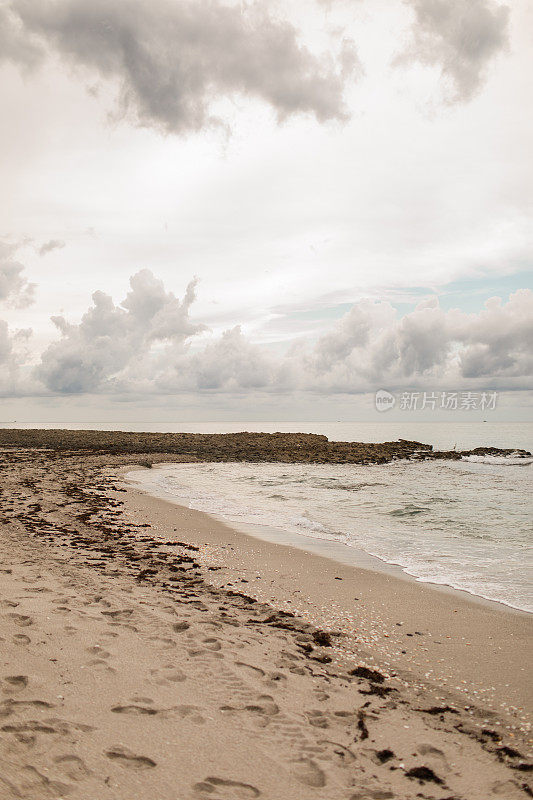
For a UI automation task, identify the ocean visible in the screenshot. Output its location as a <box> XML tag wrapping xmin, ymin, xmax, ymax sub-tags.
<box><xmin>4</xmin><ymin>421</ymin><xmax>532</xmax><ymax>612</ymax></box>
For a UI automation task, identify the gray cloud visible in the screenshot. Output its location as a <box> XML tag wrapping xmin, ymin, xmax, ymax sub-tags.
<box><xmin>161</xmin><ymin>326</ymin><xmax>275</xmax><ymax>393</ymax></box>
<box><xmin>0</xmin><ymin>320</ymin><xmax>33</xmax><ymax>396</ymax></box>
<box><xmin>36</xmin><ymin>269</ymin><xmax>205</xmax><ymax>393</ymax></box>
<box><xmin>0</xmin><ymin>3</ymin><xmax>42</xmax><ymax>69</ymax></box>
<box><xmin>8</xmin><ymin>0</ymin><xmax>354</xmax><ymax>134</ymax></box>
<box><xmin>0</xmin><ymin>242</ymin><xmax>36</xmax><ymax>308</ymax></box>
<box><xmin>458</xmin><ymin>292</ymin><xmax>533</xmax><ymax>379</ymax></box>
<box><xmin>38</xmin><ymin>239</ymin><xmax>65</xmax><ymax>257</ymax></box>
<box><xmin>32</xmin><ymin>270</ymin><xmax>533</xmax><ymax>397</ymax></box>
<box><xmin>396</xmin><ymin>0</ymin><xmax>510</xmax><ymax>103</ymax></box>
<box><xmin>0</xmin><ymin>320</ymin><xmax>11</xmax><ymax>365</ymax></box>
<box><xmin>297</xmin><ymin>290</ymin><xmax>533</xmax><ymax>391</ymax></box>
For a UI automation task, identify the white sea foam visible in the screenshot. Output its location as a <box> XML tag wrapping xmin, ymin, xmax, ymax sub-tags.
<box><xmin>128</xmin><ymin>455</ymin><xmax>533</xmax><ymax>613</ymax></box>
<box><xmin>461</xmin><ymin>454</ymin><xmax>533</xmax><ymax>465</ymax></box>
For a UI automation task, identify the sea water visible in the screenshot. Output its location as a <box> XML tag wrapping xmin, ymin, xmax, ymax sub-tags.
<box><xmin>129</xmin><ymin>452</ymin><xmax>532</xmax><ymax>613</ymax></box>
<box><xmin>4</xmin><ymin>420</ymin><xmax>531</xmax><ymax>612</ymax></box>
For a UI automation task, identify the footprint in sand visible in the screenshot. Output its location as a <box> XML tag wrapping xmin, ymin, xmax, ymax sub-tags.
<box><xmin>99</xmin><ymin>630</ymin><xmax>119</xmax><ymax>641</ymax></box>
<box><xmin>317</xmin><ymin>739</ymin><xmax>356</xmax><ymax>768</ymax></box>
<box><xmin>7</xmin><ymin>613</ymin><xmax>33</xmax><ymax>627</ymax></box>
<box><xmin>111</xmin><ymin>704</ymin><xmax>159</xmax><ymax>716</ymax></box>
<box><xmin>202</xmin><ymin>637</ymin><xmax>222</xmax><ymax>651</ymax></box>
<box><xmin>12</xmin><ymin>633</ymin><xmax>31</xmax><ymax>645</ymax></box>
<box><xmin>221</xmin><ymin>694</ymin><xmax>279</xmax><ymax>717</ymax></box>
<box><xmin>492</xmin><ymin>780</ymin><xmax>524</xmax><ymax>796</ymax></box>
<box><xmin>193</xmin><ymin>776</ymin><xmax>261</xmax><ymax>798</ymax></box>
<box><xmin>102</xmin><ymin>609</ymin><xmax>134</xmax><ymax>622</ymax></box>
<box><xmin>1</xmin><ymin>675</ymin><xmax>28</xmax><ymax>694</ymax></box>
<box><xmin>148</xmin><ymin>635</ymin><xmax>177</xmax><ymax>650</ymax></box>
<box><xmin>306</xmin><ymin>710</ymin><xmax>329</xmax><ymax>729</ymax></box>
<box><xmin>417</xmin><ymin>743</ymin><xmax>450</xmax><ymax>770</ymax></box>
<box><xmin>150</xmin><ymin>665</ymin><xmax>187</xmax><ymax>685</ymax></box>
<box><xmin>219</xmin><ymin>695</ymin><xmax>279</xmax><ymax>730</ymax></box>
<box><xmin>16</xmin><ymin>764</ymin><xmax>71</xmax><ymax>798</ymax></box>
<box><xmin>86</xmin><ymin>645</ymin><xmax>111</xmax><ymax>658</ymax></box>
<box><xmin>0</xmin><ymin>699</ymin><xmax>54</xmax><ymax>719</ymax></box>
<box><xmin>64</xmin><ymin>625</ymin><xmax>78</xmax><ymax>635</ymax></box>
<box><xmin>84</xmin><ymin>658</ymin><xmax>116</xmax><ymax>673</ymax></box>
<box><xmin>54</xmin><ymin>754</ymin><xmax>92</xmax><ymax>782</ymax></box>
<box><xmin>173</xmin><ymin>705</ymin><xmax>206</xmax><ymax>724</ymax></box>
<box><xmin>105</xmin><ymin>745</ymin><xmax>157</xmax><ymax>770</ymax></box>
<box><xmin>234</xmin><ymin>662</ymin><xmax>288</xmax><ymax>689</ymax></box>
<box><xmin>1</xmin><ymin>720</ymin><xmax>58</xmax><ymax>737</ymax></box>
<box><xmin>289</xmin><ymin>758</ymin><xmax>326</xmax><ymax>788</ymax></box>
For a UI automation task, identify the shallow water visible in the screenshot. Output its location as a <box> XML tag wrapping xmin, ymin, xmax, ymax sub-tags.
<box><xmin>130</xmin><ymin>456</ymin><xmax>533</xmax><ymax>613</ymax></box>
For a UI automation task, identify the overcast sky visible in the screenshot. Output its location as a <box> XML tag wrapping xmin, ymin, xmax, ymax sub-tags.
<box><xmin>1</xmin><ymin>0</ymin><xmax>532</xmax><ymax>422</ymax></box>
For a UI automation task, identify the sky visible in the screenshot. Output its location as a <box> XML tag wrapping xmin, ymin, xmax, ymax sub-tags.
<box><xmin>0</xmin><ymin>0</ymin><xmax>532</xmax><ymax>422</ymax></box>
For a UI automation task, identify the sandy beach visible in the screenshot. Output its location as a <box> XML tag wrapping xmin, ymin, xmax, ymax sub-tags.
<box><xmin>0</xmin><ymin>443</ymin><xmax>531</xmax><ymax>800</ymax></box>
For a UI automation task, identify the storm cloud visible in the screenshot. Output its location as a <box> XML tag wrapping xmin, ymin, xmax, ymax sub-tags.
<box><xmin>6</xmin><ymin>0</ymin><xmax>355</xmax><ymax>134</ymax></box>
<box><xmin>396</xmin><ymin>0</ymin><xmax>510</xmax><ymax>103</ymax></box>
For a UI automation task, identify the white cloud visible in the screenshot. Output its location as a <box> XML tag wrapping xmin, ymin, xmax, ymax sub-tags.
<box><xmin>31</xmin><ymin>272</ymin><xmax>533</xmax><ymax>397</ymax></box>
<box><xmin>7</xmin><ymin>0</ymin><xmax>356</xmax><ymax>134</ymax></box>
<box><xmin>36</xmin><ymin>269</ymin><xmax>205</xmax><ymax>393</ymax></box>
<box><xmin>0</xmin><ymin>320</ymin><xmax>33</xmax><ymax>396</ymax></box>
<box><xmin>0</xmin><ymin>242</ymin><xmax>35</xmax><ymax>308</ymax></box>
<box><xmin>296</xmin><ymin>289</ymin><xmax>533</xmax><ymax>391</ymax></box>
<box><xmin>396</xmin><ymin>0</ymin><xmax>510</xmax><ymax>103</ymax></box>
<box><xmin>161</xmin><ymin>325</ymin><xmax>275</xmax><ymax>393</ymax></box>
<box><xmin>458</xmin><ymin>291</ymin><xmax>533</xmax><ymax>379</ymax></box>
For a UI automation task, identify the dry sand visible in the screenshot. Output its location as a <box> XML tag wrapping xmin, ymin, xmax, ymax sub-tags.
<box><xmin>0</xmin><ymin>447</ymin><xmax>531</xmax><ymax>800</ymax></box>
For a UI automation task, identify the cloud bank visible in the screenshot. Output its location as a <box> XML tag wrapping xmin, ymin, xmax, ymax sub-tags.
<box><xmin>396</xmin><ymin>0</ymin><xmax>509</xmax><ymax>102</ymax></box>
<box><xmin>33</xmin><ymin>272</ymin><xmax>533</xmax><ymax>397</ymax></box>
<box><xmin>5</xmin><ymin>0</ymin><xmax>355</xmax><ymax>133</ymax></box>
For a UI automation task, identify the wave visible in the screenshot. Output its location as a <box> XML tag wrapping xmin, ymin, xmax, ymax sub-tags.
<box><xmin>127</xmin><ymin>459</ymin><xmax>532</xmax><ymax>614</ymax></box>
<box><xmin>292</xmin><ymin>515</ymin><xmax>331</xmax><ymax>534</ymax></box>
<box><xmin>389</xmin><ymin>504</ymin><xmax>429</xmax><ymax>517</ymax></box>
<box><xmin>462</xmin><ymin>454</ymin><xmax>533</xmax><ymax>465</ymax></box>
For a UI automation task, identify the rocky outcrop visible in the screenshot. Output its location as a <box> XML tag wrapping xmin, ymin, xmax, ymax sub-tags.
<box><xmin>0</xmin><ymin>429</ymin><xmax>529</xmax><ymax>464</ymax></box>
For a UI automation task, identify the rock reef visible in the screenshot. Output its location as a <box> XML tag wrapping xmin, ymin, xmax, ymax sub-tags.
<box><xmin>0</xmin><ymin>429</ymin><xmax>529</xmax><ymax>464</ymax></box>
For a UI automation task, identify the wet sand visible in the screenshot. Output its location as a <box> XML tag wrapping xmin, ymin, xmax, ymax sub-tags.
<box><xmin>124</xmin><ymin>472</ymin><xmax>533</xmax><ymax>717</ymax></box>
<box><xmin>0</xmin><ymin>446</ymin><xmax>531</xmax><ymax>800</ymax></box>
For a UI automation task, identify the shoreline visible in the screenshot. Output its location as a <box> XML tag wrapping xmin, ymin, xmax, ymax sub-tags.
<box><xmin>122</xmin><ymin>472</ymin><xmax>532</xmax><ymax>720</ymax></box>
<box><xmin>1</xmin><ymin>446</ymin><xmax>531</xmax><ymax>799</ymax></box>
<box><xmin>126</xmin><ymin>464</ymin><xmax>531</xmax><ymax>618</ymax></box>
